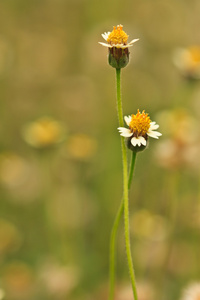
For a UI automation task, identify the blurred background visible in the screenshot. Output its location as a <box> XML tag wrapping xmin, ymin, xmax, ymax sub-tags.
<box><xmin>0</xmin><ymin>0</ymin><xmax>200</xmax><ymax>299</ymax></box>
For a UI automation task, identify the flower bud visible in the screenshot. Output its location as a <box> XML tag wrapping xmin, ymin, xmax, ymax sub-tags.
<box><xmin>108</xmin><ymin>47</ymin><xmax>129</xmax><ymax>69</ymax></box>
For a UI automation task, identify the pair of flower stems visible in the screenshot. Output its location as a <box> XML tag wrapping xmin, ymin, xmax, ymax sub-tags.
<box><xmin>108</xmin><ymin>68</ymin><xmax>138</xmax><ymax>300</ymax></box>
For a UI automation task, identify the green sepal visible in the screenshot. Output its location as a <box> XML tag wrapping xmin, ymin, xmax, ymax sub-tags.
<box><xmin>108</xmin><ymin>47</ymin><xmax>129</xmax><ymax>69</ymax></box>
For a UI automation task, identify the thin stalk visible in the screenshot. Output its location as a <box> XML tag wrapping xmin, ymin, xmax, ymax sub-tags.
<box><xmin>116</xmin><ymin>68</ymin><xmax>124</xmax><ymax>127</ymax></box>
<box><xmin>108</xmin><ymin>68</ymin><xmax>138</xmax><ymax>300</ymax></box>
<box><xmin>128</xmin><ymin>152</ymin><xmax>137</xmax><ymax>190</ymax></box>
<box><xmin>123</xmin><ymin>144</ymin><xmax>138</xmax><ymax>300</ymax></box>
<box><xmin>109</xmin><ymin>152</ymin><xmax>137</xmax><ymax>300</ymax></box>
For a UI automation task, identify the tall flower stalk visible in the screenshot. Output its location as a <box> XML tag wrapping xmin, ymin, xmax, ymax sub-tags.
<box><xmin>116</xmin><ymin>68</ymin><xmax>138</xmax><ymax>300</ymax></box>
<box><xmin>109</xmin><ymin>148</ymin><xmax>137</xmax><ymax>300</ymax></box>
<box><xmin>99</xmin><ymin>25</ymin><xmax>161</xmax><ymax>300</ymax></box>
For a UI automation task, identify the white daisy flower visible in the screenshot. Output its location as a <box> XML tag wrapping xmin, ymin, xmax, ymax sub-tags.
<box><xmin>99</xmin><ymin>24</ymin><xmax>139</xmax><ymax>49</ymax></box>
<box><xmin>180</xmin><ymin>282</ymin><xmax>200</xmax><ymax>300</ymax></box>
<box><xmin>118</xmin><ymin>110</ymin><xmax>162</xmax><ymax>150</ymax></box>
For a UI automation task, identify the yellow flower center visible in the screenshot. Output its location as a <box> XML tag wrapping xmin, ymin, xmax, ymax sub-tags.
<box><xmin>129</xmin><ymin>110</ymin><xmax>151</xmax><ymax>137</ymax></box>
<box><xmin>107</xmin><ymin>25</ymin><xmax>129</xmax><ymax>45</ymax></box>
<box><xmin>188</xmin><ymin>46</ymin><xmax>200</xmax><ymax>63</ymax></box>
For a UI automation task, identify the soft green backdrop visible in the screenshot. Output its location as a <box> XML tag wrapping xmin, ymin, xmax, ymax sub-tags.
<box><xmin>0</xmin><ymin>1</ymin><xmax>200</xmax><ymax>299</ymax></box>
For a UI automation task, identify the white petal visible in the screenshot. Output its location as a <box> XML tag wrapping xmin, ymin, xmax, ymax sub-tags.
<box><xmin>98</xmin><ymin>42</ymin><xmax>112</xmax><ymax>48</ymax></box>
<box><xmin>99</xmin><ymin>37</ymin><xmax>139</xmax><ymax>49</ymax></box>
<box><xmin>128</xmin><ymin>38</ymin><xmax>139</xmax><ymax>45</ymax></box>
<box><xmin>131</xmin><ymin>137</ymin><xmax>138</xmax><ymax>146</ymax></box>
<box><xmin>98</xmin><ymin>43</ymin><xmax>132</xmax><ymax>49</ymax></box>
<box><xmin>115</xmin><ymin>43</ymin><xmax>134</xmax><ymax>49</ymax></box>
<box><xmin>124</xmin><ymin>115</ymin><xmax>132</xmax><ymax>126</ymax></box>
<box><xmin>140</xmin><ymin>136</ymin><xmax>147</xmax><ymax>146</ymax></box>
<box><xmin>118</xmin><ymin>127</ymin><xmax>132</xmax><ymax>137</ymax></box>
<box><xmin>131</xmin><ymin>136</ymin><xmax>146</xmax><ymax>147</ymax></box>
<box><xmin>147</xmin><ymin>131</ymin><xmax>162</xmax><ymax>139</ymax></box>
<box><xmin>102</xmin><ymin>32</ymin><xmax>110</xmax><ymax>40</ymax></box>
<box><xmin>149</xmin><ymin>122</ymin><xmax>159</xmax><ymax>130</ymax></box>
<box><xmin>116</xmin><ymin>44</ymin><xmax>130</xmax><ymax>49</ymax></box>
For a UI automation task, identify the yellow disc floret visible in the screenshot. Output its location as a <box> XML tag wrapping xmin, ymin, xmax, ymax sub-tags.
<box><xmin>129</xmin><ymin>110</ymin><xmax>151</xmax><ymax>137</ymax></box>
<box><xmin>107</xmin><ymin>25</ymin><xmax>129</xmax><ymax>45</ymax></box>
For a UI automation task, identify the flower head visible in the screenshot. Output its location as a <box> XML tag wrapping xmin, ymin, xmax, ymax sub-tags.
<box><xmin>180</xmin><ymin>282</ymin><xmax>200</xmax><ymax>300</ymax></box>
<box><xmin>99</xmin><ymin>25</ymin><xmax>139</xmax><ymax>69</ymax></box>
<box><xmin>99</xmin><ymin>25</ymin><xmax>139</xmax><ymax>49</ymax></box>
<box><xmin>66</xmin><ymin>134</ymin><xmax>97</xmax><ymax>161</ymax></box>
<box><xmin>118</xmin><ymin>110</ymin><xmax>161</xmax><ymax>152</ymax></box>
<box><xmin>173</xmin><ymin>46</ymin><xmax>200</xmax><ymax>79</ymax></box>
<box><xmin>22</xmin><ymin>116</ymin><xmax>65</xmax><ymax>149</ymax></box>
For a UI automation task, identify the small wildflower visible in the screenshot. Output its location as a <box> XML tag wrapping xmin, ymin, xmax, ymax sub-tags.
<box><xmin>116</xmin><ymin>281</ymin><xmax>156</xmax><ymax>300</ymax></box>
<box><xmin>0</xmin><ymin>153</ymin><xmax>29</xmax><ymax>188</ymax></box>
<box><xmin>173</xmin><ymin>46</ymin><xmax>200</xmax><ymax>79</ymax></box>
<box><xmin>155</xmin><ymin>109</ymin><xmax>200</xmax><ymax>170</ymax></box>
<box><xmin>180</xmin><ymin>282</ymin><xmax>200</xmax><ymax>300</ymax></box>
<box><xmin>3</xmin><ymin>262</ymin><xmax>34</xmax><ymax>299</ymax></box>
<box><xmin>130</xmin><ymin>210</ymin><xmax>169</xmax><ymax>241</ymax></box>
<box><xmin>0</xmin><ymin>289</ymin><xmax>5</xmax><ymax>300</ymax></box>
<box><xmin>99</xmin><ymin>25</ymin><xmax>138</xmax><ymax>49</ymax></box>
<box><xmin>39</xmin><ymin>260</ymin><xmax>79</xmax><ymax>297</ymax></box>
<box><xmin>66</xmin><ymin>134</ymin><xmax>97</xmax><ymax>161</ymax></box>
<box><xmin>22</xmin><ymin>116</ymin><xmax>65</xmax><ymax>149</ymax></box>
<box><xmin>118</xmin><ymin>110</ymin><xmax>161</xmax><ymax>152</ymax></box>
<box><xmin>0</xmin><ymin>218</ymin><xmax>21</xmax><ymax>255</ymax></box>
<box><xmin>99</xmin><ymin>25</ymin><xmax>139</xmax><ymax>69</ymax></box>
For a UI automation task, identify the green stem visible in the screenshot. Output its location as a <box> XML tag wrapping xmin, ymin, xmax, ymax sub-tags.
<box><xmin>116</xmin><ymin>68</ymin><xmax>124</xmax><ymax>127</ymax></box>
<box><xmin>123</xmin><ymin>149</ymin><xmax>138</xmax><ymax>300</ymax></box>
<box><xmin>128</xmin><ymin>152</ymin><xmax>137</xmax><ymax>190</ymax></box>
<box><xmin>109</xmin><ymin>152</ymin><xmax>137</xmax><ymax>300</ymax></box>
<box><xmin>108</xmin><ymin>68</ymin><xmax>138</xmax><ymax>300</ymax></box>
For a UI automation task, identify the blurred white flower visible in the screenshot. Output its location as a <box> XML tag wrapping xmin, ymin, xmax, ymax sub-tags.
<box><xmin>0</xmin><ymin>288</ymin><xmax>5</xmax><ymax>300</ymax></box>
<box><xmin>155</xmin><ymin>109</ymin><xmax>200</xmax><ymax>170</ymax></box>
<box><xmin>116</xmin><ymin>280</ymin><xmax>156</xmax><ymax>300</ymax></box>
<box><xmin>180</xmin><ymin>282</ymin><xmax>200</xmax><ymax>300</ymax></box>
<box><xmin>39</xmin><ymin>260</ymin><xmax>79</xmax><ymax>297</ymax></box>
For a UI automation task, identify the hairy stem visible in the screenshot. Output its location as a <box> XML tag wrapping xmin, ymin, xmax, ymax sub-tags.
<box><xmin>108</xmin><ymin>68</ymin><xmax>138</xmax><ymax>300</ymax></box>
<box><xmin>109</xmin><ymin>152</ymin><xmax>137</xmax><ymax>300</ymax></box>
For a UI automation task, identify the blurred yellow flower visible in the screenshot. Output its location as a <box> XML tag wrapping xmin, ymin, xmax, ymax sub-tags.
<box><xmin>2</xmin><ymin>262</ymin><xmax>34</xmax><ymax>300</ymax></box>
<box><xmin>66</xmin><ymin>134</ymin><xmax>97</xmax><ymax>160</ymax></box>
<box><xmin>0</xmin><ymin>219</ymin><xmax>21</xmax><ymax>255</ymax></box>
<box><xmin>173</xmin><ymin>46</ymin><xmax>200</xmax><ymax>79</ymax></box>
<box><xmin>22</xmin><ymin>116</ymin><xmax>65</xmax><ymax>148</ymax></box>
<box><xmin>130</xmin><ymin>209</ymin><xmax>169</xmax><ymax>241</ymax></box>
<box><xmin>0</xmin><ymin>153</ymin><xmax>29</xmax><ymax>188</ymax></box>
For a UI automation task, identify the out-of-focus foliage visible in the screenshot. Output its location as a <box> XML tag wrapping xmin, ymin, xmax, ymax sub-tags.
<box><xmin>0</xmin><ymin>0</ymin><xmax>200</xmax><ymax>299</ymax></box>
